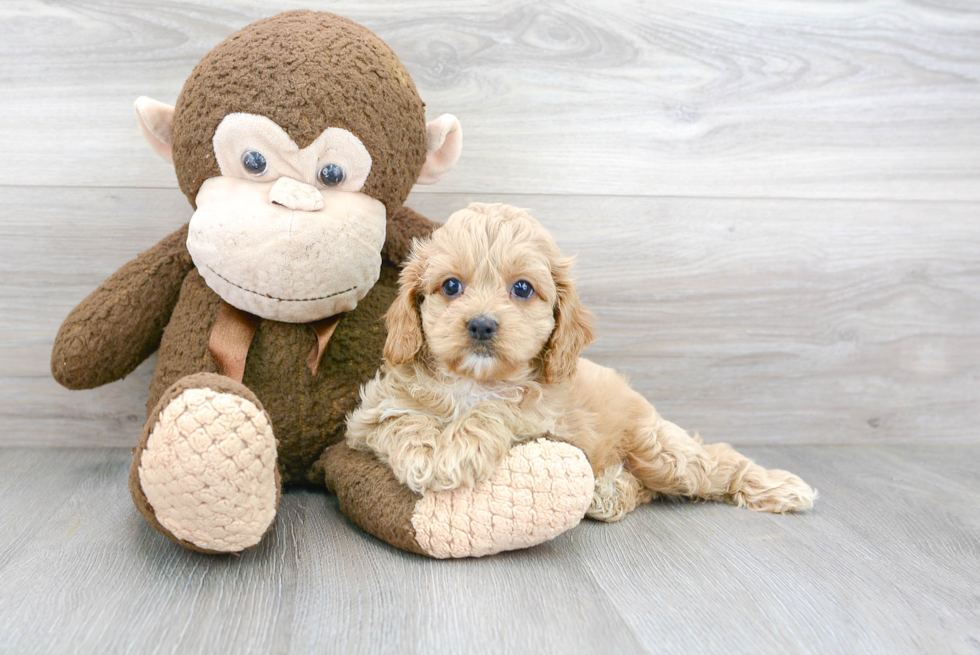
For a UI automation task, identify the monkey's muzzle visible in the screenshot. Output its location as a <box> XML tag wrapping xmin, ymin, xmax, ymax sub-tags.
<box><xmin>187</xmin><ymin>176</ymin><xmax>387</xmax><ymax>323</ymax></box>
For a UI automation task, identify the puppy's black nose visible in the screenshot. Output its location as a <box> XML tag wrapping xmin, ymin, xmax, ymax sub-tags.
<box><xmin>467</xmin><ymin>316</ymin><xmax>498</xmax><ymax>341</ymax></box>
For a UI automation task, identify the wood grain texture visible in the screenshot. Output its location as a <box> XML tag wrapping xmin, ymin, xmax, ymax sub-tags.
<box><xmin>1</xmin><ymin>0</ymin><xmax>979</xmax><ymax>199</ymax></box>
<box><xmin>4</xmin><ymin>187</ymin><xmax>976</xmax><ymax>447</ymax></box>
<box><xmin>574</xmin><ymin>445</ymin><xmax>980</xmax><ymax>654</ymax></box>
<box><xmin>0</xmin><ymin>446</ymin><xmax>976</xmax><ymax>654</ymax></box>
<box><xmin>3</xmin><ymin>3</ymin><xmax>977</xmax><ymax>653</ymax></box>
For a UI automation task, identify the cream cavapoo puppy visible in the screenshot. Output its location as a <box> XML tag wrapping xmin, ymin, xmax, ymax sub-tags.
<box><xmin>347</xmin><ymin>203</ymin><xmax>815</xmax><ymax>520</ymax></box>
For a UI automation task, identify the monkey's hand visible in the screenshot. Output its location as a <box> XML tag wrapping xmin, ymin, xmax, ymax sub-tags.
<box><xmin>51</xmin><ymin>223</ymin><xmax>195</xmax><ymax>389</ymax></box>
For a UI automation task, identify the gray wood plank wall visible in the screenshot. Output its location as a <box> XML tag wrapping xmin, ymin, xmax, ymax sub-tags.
<box><xmin>1</xmin><ymin>0</ymin><xmax>978</xmax><ymax>447</ymax></box>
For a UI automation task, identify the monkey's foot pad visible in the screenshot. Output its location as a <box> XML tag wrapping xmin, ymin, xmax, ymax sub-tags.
<box><xmin>411</xmin><ymin>439</ymin><xmax>594</xmax><ymax>558</ymax></box>
<box><xmin>138</xmin><ymin>387</ymin><xmax>278</xmax><ymax>553</ymax></box>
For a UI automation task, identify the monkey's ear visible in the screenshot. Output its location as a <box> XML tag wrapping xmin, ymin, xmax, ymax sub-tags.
<box><xmin>416</xmin><ymin>114</ymin><xmax>462</xmax><ymax>185</ymax></box>
<box><xmin>134</xmin><ymin>97</ymin><xmax>175</xmax><ymax>164</ymax></box>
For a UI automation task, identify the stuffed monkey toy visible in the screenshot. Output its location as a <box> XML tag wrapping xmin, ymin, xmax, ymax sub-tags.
<box><xmin>51</xmin><ymin>11</ymin><xmax>594</xmax><ymax>558</ymax></box>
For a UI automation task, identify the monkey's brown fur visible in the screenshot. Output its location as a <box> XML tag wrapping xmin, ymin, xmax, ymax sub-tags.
<box><xmin>52</xmin><ymin>11</ymin><xmax>437</xmax><ymax>551</ymax></box>
<box><xmin>172</xmin><ymin>11</ymin><xmax>428</xmax><ymax>216</ymax></box>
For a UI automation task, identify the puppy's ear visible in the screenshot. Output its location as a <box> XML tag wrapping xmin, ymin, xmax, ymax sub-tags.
<box><xmin>542</xmin><ymin>257</ymin><xmax>596</xmax><ymax>383</ymax></box>
<box><xmin>384</xmin><ymin>242</ymin><xmax>427</xmax><ymax>365</ymax></box>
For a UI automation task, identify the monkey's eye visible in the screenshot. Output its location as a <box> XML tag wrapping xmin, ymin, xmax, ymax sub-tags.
<box><xmin>318</xmin><ymin>163</ymin><xmax>346</xmax><ymax>187</ymax></box>
<box><xmin>441</xmin><ymin>278</ymin><xmax>463</xmax><ymax>298</ymax></box>
<box><xmin>241</xmin><ymin>151</ymin><xmax>268</xmax><ymax>176</ymax></box>
<box><xmin>512</xmin><ymin>280</ymin><xmax>534</xmax><ymax>299</ymax></box>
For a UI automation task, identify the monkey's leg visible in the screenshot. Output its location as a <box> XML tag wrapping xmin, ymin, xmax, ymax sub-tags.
<box><xmin>130</xmin><ymin>372</ymin><xmax>280</xmax><ymax>553</ymax></box>
<box><xmin>626</xmin><ymin>417</ymin><xmax>816</xmax><ymax>513</ymax></box>
<box><xmin>319</xmin><ymin>439</ymin><xmax>594</xmax><ymax>559</ymax></box>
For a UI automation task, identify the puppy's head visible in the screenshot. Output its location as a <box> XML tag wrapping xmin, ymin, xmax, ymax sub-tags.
<box><xmin>385</xmin><ymin>203</ymin><xmax>595</xmax><ymax>383</ymax></box>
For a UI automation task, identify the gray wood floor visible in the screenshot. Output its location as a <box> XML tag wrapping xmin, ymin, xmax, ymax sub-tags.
<box><xmin>2</xmin><ymin>1</ymin><xmax>979</xmax><ymax>653</ymax></box>
<box><xmin>0</xmin><ymin>446</ymin><xmax>977</xmax><ymax>654</ymax></box>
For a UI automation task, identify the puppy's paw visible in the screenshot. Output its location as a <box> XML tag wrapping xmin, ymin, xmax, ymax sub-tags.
<box><xmin>391</xmin><ymin>441</ymin><xmax>496</xmax><ymax>494</ymax></box>
<box><xmin>429</xmin><ymin>444</ymin><xmax>500</xmax><ymax>492</ymax></box>
<box><xmin>587</xmin><ymin>464</ymin><xmax>654</xmax><ymax>522</ymax></box>
<box><xmin>424</xmin><ymin>409</ymin><xmax>514</xmax><ymax>491</ymax></box>
<box><xmin>391</xmin><ymin>443</ymin><xmax>438</xmax><ymax>495</ymax></box>
<box><xmin>733</xmin><ymin>467</ymin><xmax>817</xmax><ymax>513</ymax></box>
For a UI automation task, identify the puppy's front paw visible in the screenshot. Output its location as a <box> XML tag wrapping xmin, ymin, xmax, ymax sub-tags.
<box><xmin>390</xmin><ymin>438</ymin><xmax>494</xmax><ymax>495</ymax></box>
<box><xmin>387</xmin><ymin>408</ymin><xmax>516</xmax><ymax>494</ymax></box>
<box><xmin>428</xmin><ymin>411</ymin><xmax>514</xmax><ymax>491</ymax></box>
<box><xmin>429</xmin><ymin>444</ymin><xmax>498</xmax><ymax>492</ymax></box>
<box><xmin>391</xmin><ymin>443</ymin><xmax>437</xmax><ymax>495</ymax></box>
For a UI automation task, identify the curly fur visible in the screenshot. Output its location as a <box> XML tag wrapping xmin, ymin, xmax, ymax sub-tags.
<box><xmin>347</xmin><ymin>203</ymin><xmax>816</xmax><ymax>517</ymax></box>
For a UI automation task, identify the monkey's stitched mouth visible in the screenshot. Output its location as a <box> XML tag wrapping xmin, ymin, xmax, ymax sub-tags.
<box><xmin>206</xmin><ymin>265</ymin><xmax>357</xmax><ymax>303</ymax></box>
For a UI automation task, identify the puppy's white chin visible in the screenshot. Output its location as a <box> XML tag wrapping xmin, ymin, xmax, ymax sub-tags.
<box><xmin>457</xmin><ymin>353</ymin><xmax>499</xmax><ymax>380</ymax></box>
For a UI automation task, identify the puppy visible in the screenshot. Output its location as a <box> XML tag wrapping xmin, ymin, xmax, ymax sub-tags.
<box><xmin>347</xmin><ymin>203</ymin><xmax>815</xmax><ymax>520</ymax></box>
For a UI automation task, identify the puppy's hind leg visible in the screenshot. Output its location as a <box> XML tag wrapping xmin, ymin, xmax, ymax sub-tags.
<box><xmin>625</xmin><ymin>417</ymin><xmax>816</xmax><ymax>513</ymax></box>
<box><xmin>702</xmin><ymin>441</ymin><xmax>816</xmax><ymax>512</ymax></box>
<box><xmin>587</xmin><ymin>464</ymin><xmax>654</xmax><ymax>522</ymax></box>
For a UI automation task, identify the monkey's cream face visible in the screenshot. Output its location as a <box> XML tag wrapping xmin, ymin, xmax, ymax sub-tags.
<box><xmin>414</xmin><ymin>214</ymin><xmax>560</xmax><ymax>382</ymax></box>
<box><xmin>186</xmin><ymin>113</ymin><xmax>386</xmax><ymax>323</ymax></box>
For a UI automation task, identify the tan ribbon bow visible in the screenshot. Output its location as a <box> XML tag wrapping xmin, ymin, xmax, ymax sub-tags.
<box><xmin>208</xmin><ymin>301</ymin><xmax>342</xmax><ymax>382</ymax></box>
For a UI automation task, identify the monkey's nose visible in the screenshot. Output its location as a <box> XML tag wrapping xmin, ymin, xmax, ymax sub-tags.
<box><xmin>269</xmin><ymin>177</ymin><xmax>324</xmax><ymax>212</ymax></box>
<box><xmin>467</xmin><ymin>316</ymin><xmax>498</xmax><ymax>342</ymax></box>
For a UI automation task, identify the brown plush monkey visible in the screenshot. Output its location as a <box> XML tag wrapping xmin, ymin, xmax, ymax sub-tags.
<box><xmin>51</xmin><ymin>11</ymin><xmax>593</xmax><ymax>557</ymax></box>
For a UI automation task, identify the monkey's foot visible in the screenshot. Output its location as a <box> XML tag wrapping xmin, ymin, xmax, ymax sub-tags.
<box><xmin>322</xmin><ymin>439</ymin><xmax>594</xmax><ymax>558</ymax></box>
<box><xmin>412</xmin><ymin>439</ymin><xmax>595</xmax><ymax>558</ymax></box>
<box><xmin>130</xmin><ymin>373</ymin><xmax>280</xmax><ymax>553</ymax></box>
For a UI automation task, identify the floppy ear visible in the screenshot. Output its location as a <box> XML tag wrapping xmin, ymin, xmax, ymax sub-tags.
<box><xmin>542</xmin><ymin>258</ymin><xmax>596</xmax><ymax>383</ymax></box>
<box><xmin>383</xmin><ymin>244</ymin><xmax>428</xmax><ymax>365</ymax></box>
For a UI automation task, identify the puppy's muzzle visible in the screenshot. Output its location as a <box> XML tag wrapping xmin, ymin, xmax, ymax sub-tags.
<box><xmin>467</xmin><ymin>316</ymin><xmax>498</xmax><ymax>342</ymax></box>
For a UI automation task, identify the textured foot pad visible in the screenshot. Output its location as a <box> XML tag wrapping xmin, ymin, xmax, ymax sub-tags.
<box><xmin>138</xmin><ymin>387</ymin><xmax>278</xmax><ymax>552</ymax></box>
<box><xmin>411</xmin><ymin>439</ymin><xmax>594</xmax><ymax>558</ymax></box>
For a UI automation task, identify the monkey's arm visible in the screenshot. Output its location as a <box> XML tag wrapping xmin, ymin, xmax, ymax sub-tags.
<box><xmin>51</xmin><ymin>223</ymin><xmax>195</xmax><ymax>389</ymax></box>
<box><xmin>382</xmin><ymin>205</ymin><xmax>440</xmax><ymax>266</ymax></box>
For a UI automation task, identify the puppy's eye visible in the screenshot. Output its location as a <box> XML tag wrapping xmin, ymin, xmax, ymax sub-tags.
<box><xmin>441</xmin><ymin>278</ymin><xmax>463</xmax><ymax>298</ymax></box>
<box><xmin>512</xmin><ymin>280</ymin><xmax>534</xmax><ymax>299</ymax></box>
